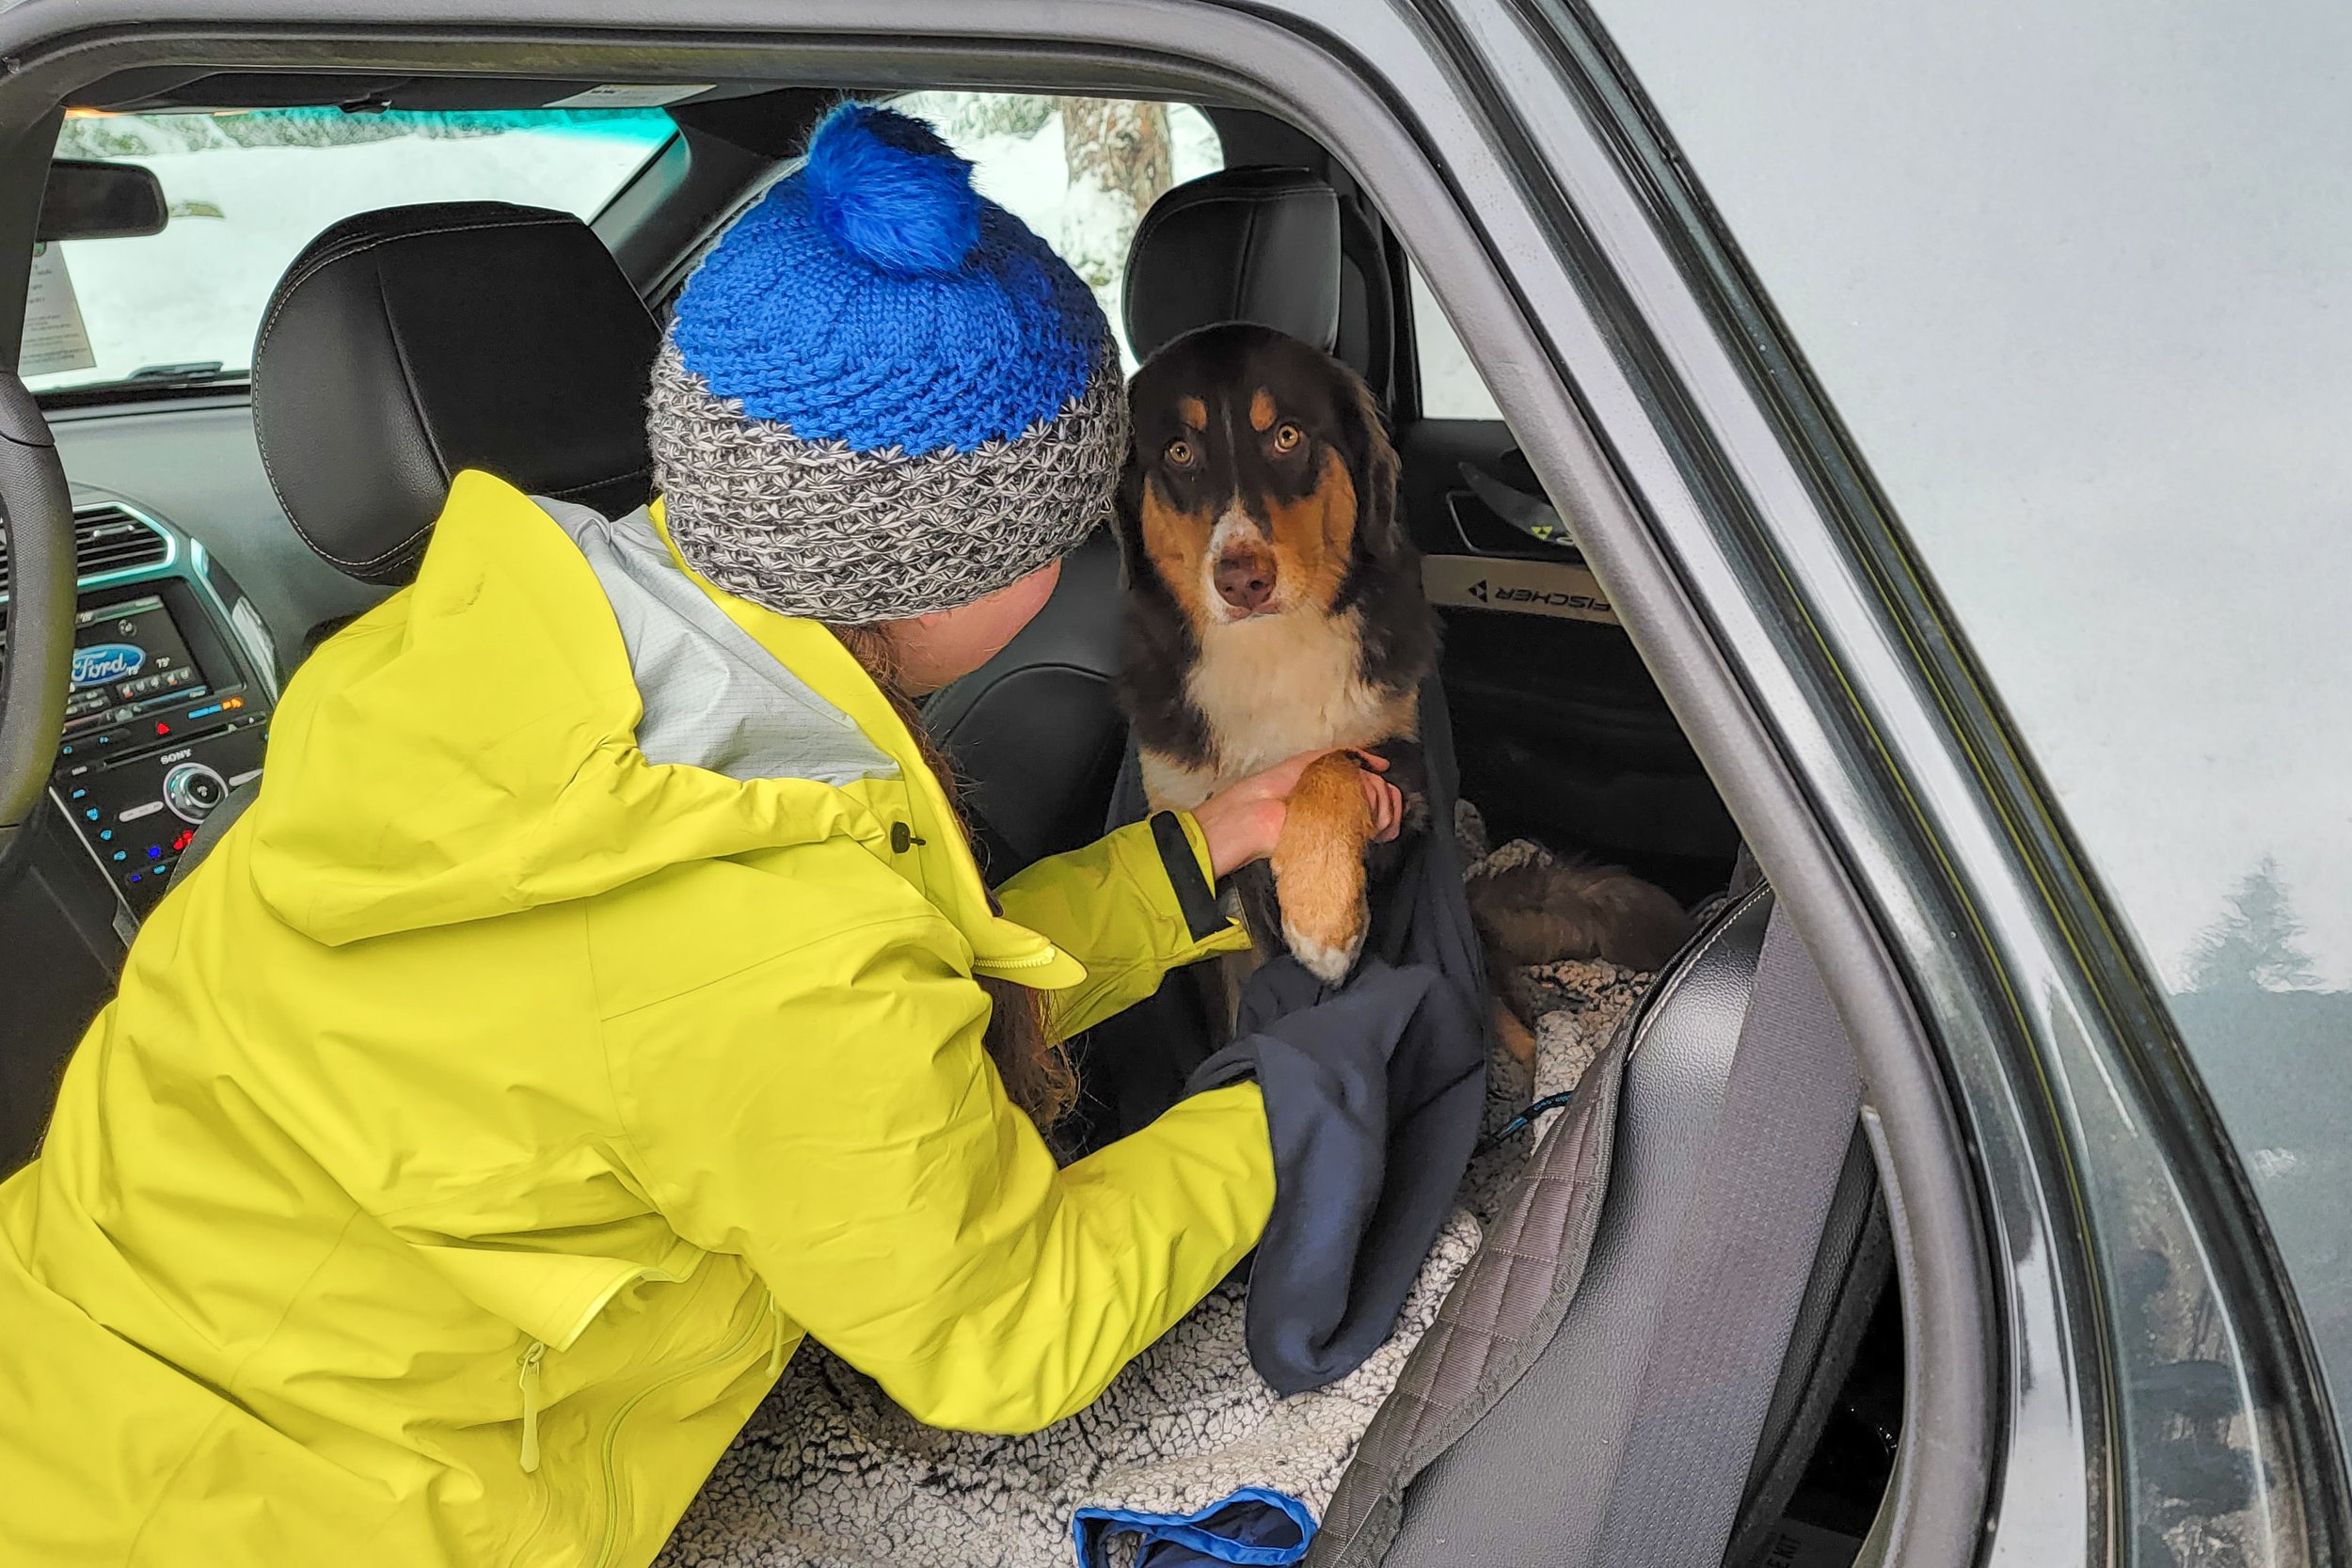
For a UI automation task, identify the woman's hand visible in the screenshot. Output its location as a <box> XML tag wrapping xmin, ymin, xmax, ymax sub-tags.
<box><xmin>1190</xmin><ymin>749</ymin><xmax>1406</xmax><ymax>879</ymax></box>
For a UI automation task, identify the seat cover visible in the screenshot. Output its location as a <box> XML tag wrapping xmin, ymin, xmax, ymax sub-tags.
<box><xmin>1310</xmin><ymin>889</ymin><xmax>1885</xmax><ymax>1568</ymax></box>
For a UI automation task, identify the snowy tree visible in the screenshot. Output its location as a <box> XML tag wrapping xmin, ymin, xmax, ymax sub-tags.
<box><xmin>898</xmin><ymin>92</ymin><xmax>1056</xmax><ymax>142</ymax></box>
<box><xmin>2185</xmin><ymin>858</ymin><xmax>2320</xmax><ymax>993</ymax></box>
<box><xmin>1056</xmin><ymin>97</ymin><xmax>1171</xmax><ymax>289</ymax></box>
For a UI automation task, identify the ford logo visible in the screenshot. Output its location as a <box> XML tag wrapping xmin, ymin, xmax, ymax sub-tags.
<box><xmin>72</xmin><ymin>643</ymin><xmax>145</xmax><ymax>688</ymax></box>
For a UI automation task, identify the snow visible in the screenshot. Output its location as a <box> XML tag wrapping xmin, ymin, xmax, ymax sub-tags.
<box><xmin>29</xmin><ymin>118</ymin><xmax>672</xmax><ymax>391</ymax></box>
<box><xmin>909</xmin><ymin>95</ymin><xmax>1224</xmax><ymax>369</ymax></box>
<box><xmin>1409</xmin><ymin>264</ymin><xmax>1502</xmax><ymax>420</ymax></box>
<box><xmin>32</xmin><ymin>97</ymin><xmax>1225</xmax><ymax>390</ymax></box>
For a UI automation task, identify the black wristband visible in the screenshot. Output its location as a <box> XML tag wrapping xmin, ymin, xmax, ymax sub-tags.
<box><xmin>1149</xmin><ymin>810</ymin><xmax>1228</xmax><ymax>942</ymax></box>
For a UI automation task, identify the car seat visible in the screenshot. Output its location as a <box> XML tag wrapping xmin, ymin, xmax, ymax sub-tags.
<box><xmin>215</xmin><ymin>198</ymin><xmax>1129</xmax><ymax>891</ymax></box>
<box><xmin>171</xmin><ymin>200</ymin><xmax>665</xmax><ymax>879</ymax></box>
<box><xmin>1084</xmin><ymin>168</ymin><xmax>1900</xmax><ymax>1565</ymax></box>
<box><xmin>1309</xmin><ymin>883</ymin><xmax>1893</xmax><ymax>1567</ymax></box>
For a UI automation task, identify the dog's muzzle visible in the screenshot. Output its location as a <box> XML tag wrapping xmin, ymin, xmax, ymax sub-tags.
<box><xmin>1207</xmin><ymin>509</ymin><xmax>1279</xmax><ymax>619</ymax></box>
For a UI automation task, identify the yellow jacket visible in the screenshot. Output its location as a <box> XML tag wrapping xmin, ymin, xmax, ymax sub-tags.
<box><xmin>0</xmin><ymin>472</ymin><xmax>1270</xmax><ymax>1568</ymax></box>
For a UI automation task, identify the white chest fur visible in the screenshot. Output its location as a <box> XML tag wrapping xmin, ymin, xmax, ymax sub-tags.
<box><xmin>1139</xmin><ymin>607</ymin><xmax>1410</xmax><ymax>811</ymax></box>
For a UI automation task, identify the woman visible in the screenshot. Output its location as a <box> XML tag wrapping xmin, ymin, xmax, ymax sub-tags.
<box><xmin>0</xmin><ymin>105</ymin><xmax>1400</xmax><ymax>1566</ymax></box>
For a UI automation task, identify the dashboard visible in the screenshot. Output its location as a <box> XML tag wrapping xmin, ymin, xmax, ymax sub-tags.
<box><xmin>0</xmin><ymin>396</ymin><xmax>379</xmax><ymax>1160</ymax></box>
<box><xmin>1</xmin><ymin>494</ymin><xmax>280</xmax><ymax>925</ymax></box>
<box><xmin>8</xmin><ymin>394</ymin><xmax>389</xmax><ymax>940</ymax></box>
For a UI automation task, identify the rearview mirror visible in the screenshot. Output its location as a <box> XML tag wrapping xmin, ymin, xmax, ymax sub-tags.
<box><xmin>38</xmin><ymin>160</ymin><xmax>167</xmax><ymax>242</ymax></box>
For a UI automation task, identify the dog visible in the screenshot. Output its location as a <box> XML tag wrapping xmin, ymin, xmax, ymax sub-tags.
<box><xmin>1114</xmin><ymin>322</ymin><xmax>1694</xmax><ymax>1045</ymax></box>
<box><xmin>1116</xmin><ymin>323</ymin><xmax>1434</xmax><ymax>988</ymax></box>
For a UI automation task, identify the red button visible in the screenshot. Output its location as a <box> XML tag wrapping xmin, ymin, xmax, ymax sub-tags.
<box><xmin>153</xmin><ymin>721</ymin><xmax>171</xmax><ymax>736</ymax></box>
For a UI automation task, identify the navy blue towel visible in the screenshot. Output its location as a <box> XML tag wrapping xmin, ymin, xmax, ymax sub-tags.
<box><xmin>1089</xmin><ymin>675</ymin><xmax>1488</xmax><ymax>1395</ymax></box>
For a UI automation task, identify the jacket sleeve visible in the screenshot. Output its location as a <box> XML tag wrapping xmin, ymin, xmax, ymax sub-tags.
<box><xmin>993</xmin><ymin>812</ymin><xmax>1253</xmax><ymax>1038</ymax></box>
<box><xmin>606</xmin><ymin>908</ymin><xmax>1275</xmax><ymax>1435</ymax></box>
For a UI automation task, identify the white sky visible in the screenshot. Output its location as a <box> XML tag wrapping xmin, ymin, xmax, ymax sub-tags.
<box><xmin>1590</xmin><ymin>0</ymin><xmax>2352</xmax><ymax>992</ymax></box>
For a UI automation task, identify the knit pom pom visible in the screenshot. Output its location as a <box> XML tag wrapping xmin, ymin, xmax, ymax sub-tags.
<box><xmin>800</xmin><ymin>104</ymin><xmax>981</xmax><ymax>277</ymax></box>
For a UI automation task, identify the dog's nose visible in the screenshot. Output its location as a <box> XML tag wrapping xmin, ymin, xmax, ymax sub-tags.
<box><xmin>1214</xmin><ymin>554</ymin><xmax>1275</xmax><ymax>613</ymax></box>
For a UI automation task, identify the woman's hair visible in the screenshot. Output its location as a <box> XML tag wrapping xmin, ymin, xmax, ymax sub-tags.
<box><xmin>826</xmin><ymin>622</ymin><xmax>1079</xmax><ymax>1136</ymax></box>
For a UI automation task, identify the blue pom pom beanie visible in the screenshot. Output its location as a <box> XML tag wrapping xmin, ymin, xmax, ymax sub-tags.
<box><xmin>645</xmin><ymin>103</ymin><xmax>1125</xmax><ymax>626</ymax></box>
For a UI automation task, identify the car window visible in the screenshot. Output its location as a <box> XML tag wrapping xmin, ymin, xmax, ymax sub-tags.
<box><xmin>894</xmin><ymin>92</ymin><xmax>1222</xmax><ymax>370</ymax></box>
<box><xmin>1585</xmin><ymin>0</ymin><xmax>2352</xmax><ymax>1447</ymax></box>
<box><xmin>25</xmin><ymin>107</ymin><xmax>675</xmax><ymax>395</ymax></box>
<box><xmin>1409</xmin><ymin>261</ymin><xmax>1502</xmax><ymax>420</ymax></box>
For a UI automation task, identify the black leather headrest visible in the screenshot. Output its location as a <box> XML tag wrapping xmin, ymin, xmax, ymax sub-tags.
<box><xmin>1122</xmin><ymin>167</ymin><xmax>1341</xmax><ymax>363</ymax></box>
<box><xmin>251</xmin><ymin>201</ymin><xmax>660</xmax><ymax>586</ymax></box>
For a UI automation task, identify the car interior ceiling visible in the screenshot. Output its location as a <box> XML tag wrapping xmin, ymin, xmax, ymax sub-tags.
<box><xmin>1</xmin><ymin>68</ymin><xmax>1895</xmax><ymax>1567</ymax></box>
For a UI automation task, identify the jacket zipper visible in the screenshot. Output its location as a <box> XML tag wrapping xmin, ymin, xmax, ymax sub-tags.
<box><xmin>592</xmin><ymin>1307</ymin><xmax>769</xmax><ymax>1568</ymax></box>
<box><xmin>516</xmin><ymin>1340</ymin><xmax>548</xmax><ymax>1473</ymax></box>
<box><xmin>977</xmin><ymin>945</ymin><xmax>1061</xmax><ymax>973</ymax></box>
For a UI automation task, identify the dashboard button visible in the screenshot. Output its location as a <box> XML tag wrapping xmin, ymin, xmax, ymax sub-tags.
<box><xmin>162</xmin><ymin>762</ymin><xmax>229</xmax><ymax>824</ymax></box>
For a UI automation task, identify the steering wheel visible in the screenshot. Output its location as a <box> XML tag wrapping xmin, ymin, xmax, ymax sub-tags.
<box><xmin>0</xmin><ymin>368</ymin><xmax>74</xmax><ymax>886</ymax></box>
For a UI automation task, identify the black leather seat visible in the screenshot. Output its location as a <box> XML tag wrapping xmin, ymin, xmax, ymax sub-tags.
<box><xmin>250</xmin><ymin>201</ymin><xmax>661</xmax><ymax>587</ymax></box>
<box><xmin>176</xmin><ymin>202</ymin><xmax>665</xmax><ymax>881</ymax></box>
<box><xmin>1123</xmin><ymin>166</ymin><xmax>1341</xmax><ymax>362</ymax></box>
<box><xmin>1100</xmin><ymin>169</ymin><xmax>1893</xmax><ymax>1564</ymax></box>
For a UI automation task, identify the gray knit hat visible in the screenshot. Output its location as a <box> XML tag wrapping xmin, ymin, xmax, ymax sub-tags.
<box><xmin>646</xmin><ymin>103</ymin><xmax>1124</xmax><ymax>626</ymax></box>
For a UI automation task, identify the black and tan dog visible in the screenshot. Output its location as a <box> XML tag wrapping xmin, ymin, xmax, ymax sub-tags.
<box><xmin>1114</xmin><ymin>322</ymin><xmax>1435</xmax><ymax>987</ymax></box>
<box><xmin>1116</xmin><ymin>321</ymin><xmax>1691</xmax><ymax>1025</ymax></box>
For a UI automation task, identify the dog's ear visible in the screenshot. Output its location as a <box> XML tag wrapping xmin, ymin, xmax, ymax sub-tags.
<box><xmin>1339</xmin><ymin>374</ymin><xmax>1406</xmax><ymax>562</ymax></box>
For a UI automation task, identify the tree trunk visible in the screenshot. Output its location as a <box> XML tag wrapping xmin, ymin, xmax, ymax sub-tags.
<box><xmin>1057</xmin><ymin>98</ymin><xmax>1173</xmax><ymax>288</ymax></box>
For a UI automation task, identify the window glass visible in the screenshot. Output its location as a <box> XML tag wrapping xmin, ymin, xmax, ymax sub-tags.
<box><xmin>1410</xmin><ymin>262</ymin><xmax>1502</xmax><ymax>420</ymax></box>
<box><xmin>897</xmin><ymin>93</ymin><xmax>1223</xmax><ymax>370</ymax></box>
<box><xmin>25</xmin><ymin>108</ymin><xmax>675</xmax><ymax>394</ymax></box>
<box><xmin>1585</xmin><ymin>0</ymin><xmax>2352</xmax><ymax>1447</ymax></box>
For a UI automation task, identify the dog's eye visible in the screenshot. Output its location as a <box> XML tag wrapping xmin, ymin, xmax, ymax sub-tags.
<box><xmin>1164</xmin><ymin>437</ymin><xmax>1198</xmax><ymax>467</ymax></box>
<box><xmin>1272</xmin><ymin>422</ymin><xmax>1304</xmax><ymax>453</ymax></box>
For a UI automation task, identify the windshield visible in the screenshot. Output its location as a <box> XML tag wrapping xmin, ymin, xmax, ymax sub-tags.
<box><xmin>26</xmin><ymin>107</ymin><xmax>675</xmax><ymax>395</ymax></box>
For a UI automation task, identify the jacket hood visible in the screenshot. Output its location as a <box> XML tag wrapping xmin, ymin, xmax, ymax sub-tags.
<box><xmin>246</xmin><ymin>472</ymin><xmax>902</xmax><ymax>946</ymax></box>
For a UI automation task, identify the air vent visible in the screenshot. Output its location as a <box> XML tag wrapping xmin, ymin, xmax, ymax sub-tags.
<box><xmin>0</xmin><ymin>504</ymin><xmax>172</xmax><ymax>597</ymax></box>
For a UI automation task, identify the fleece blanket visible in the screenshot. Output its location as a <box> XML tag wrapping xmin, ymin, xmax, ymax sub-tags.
<box><xmin>656</xmin><ymin>805</ymin><xmax>1656</xmax><ymax>1568</ymax></box>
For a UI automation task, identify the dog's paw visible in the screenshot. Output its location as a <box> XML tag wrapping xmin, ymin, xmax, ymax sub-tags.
<box><xmin>1283</xmin><ymin>917</ymin><xmax>1365</xmax><ymax>987</ymax></box>
<box><xmin>1271</xmin><ymin>751</ymin><xmax>1375</xmax><ymax>988</ymax></box>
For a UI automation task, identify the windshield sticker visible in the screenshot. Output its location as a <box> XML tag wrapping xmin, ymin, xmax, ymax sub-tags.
<box><xmin>21</xmin><ymin>244</ymin><xmax>96</xmax><ymax>377</ymax></box>
<box><xmin>545</xmin><ymin>84</ymin><xmax>710</xmax><ymax>109</ymax></box>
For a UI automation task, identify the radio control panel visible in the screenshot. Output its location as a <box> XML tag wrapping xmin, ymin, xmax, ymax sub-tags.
<box><xmin>57</xmin><ymin>713</ymin><xmax>267</xmax><ymax>911</ymax></box>
<box><xmin>41</xmin><ymin>582</ymin><xmax>274</xmax><ymax>918</ymax></box>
